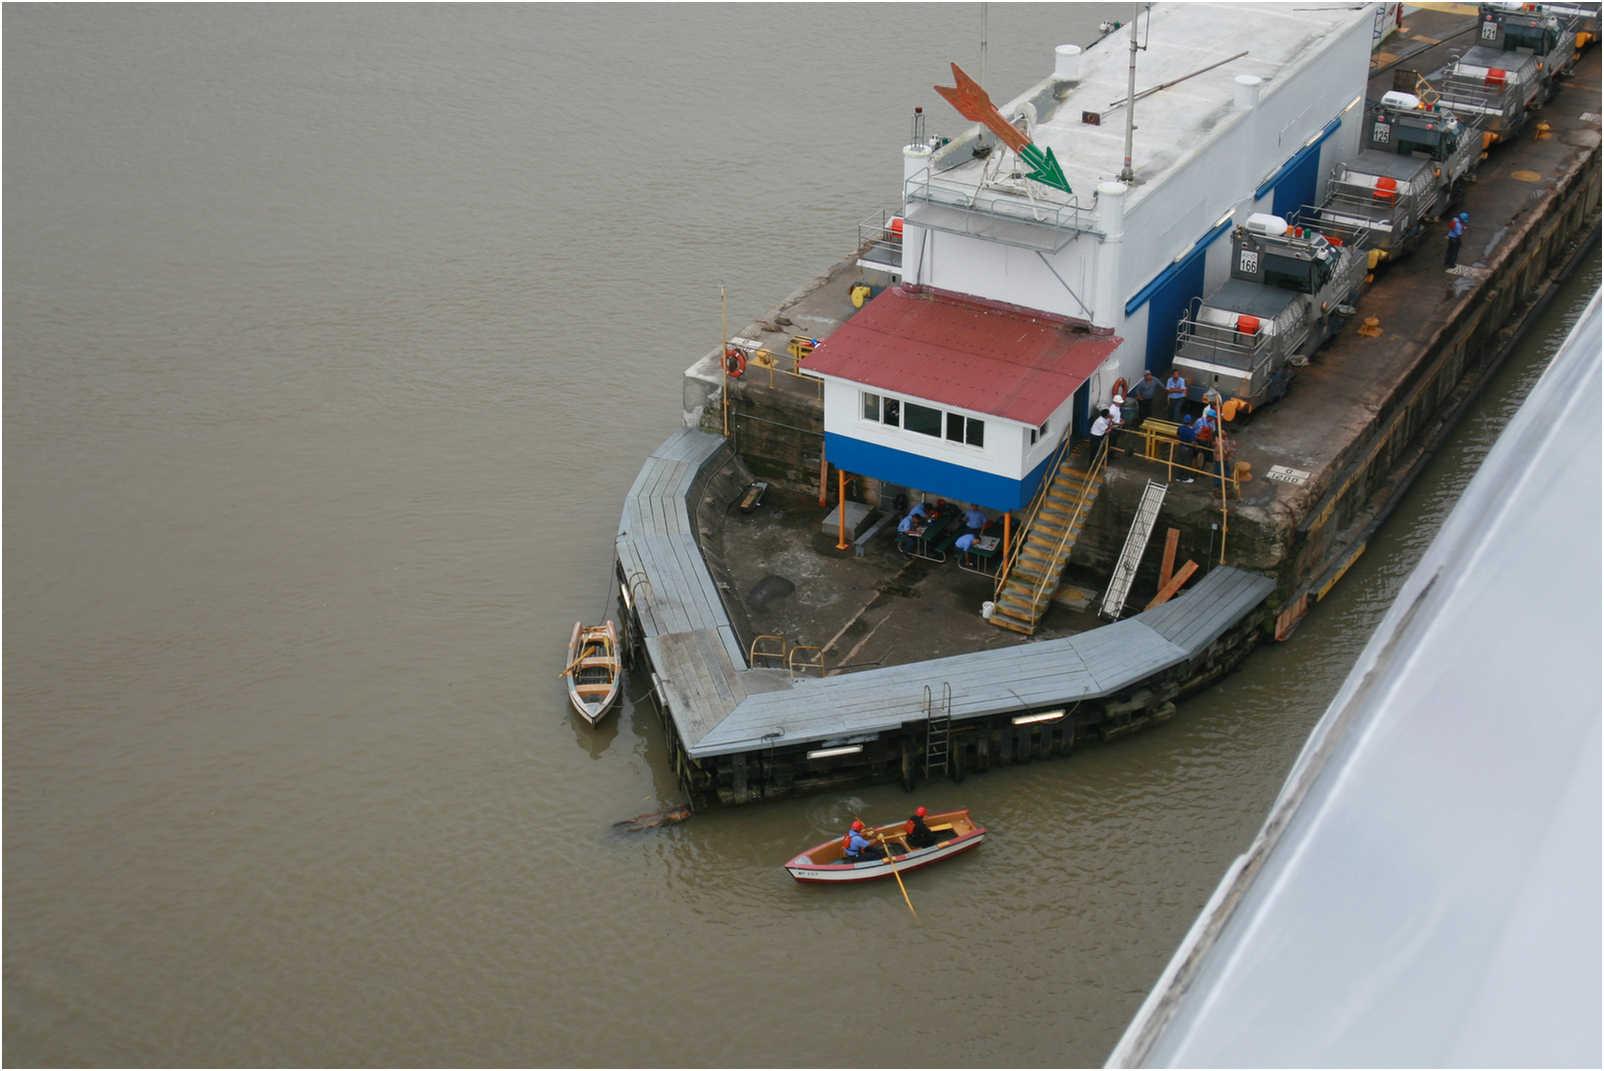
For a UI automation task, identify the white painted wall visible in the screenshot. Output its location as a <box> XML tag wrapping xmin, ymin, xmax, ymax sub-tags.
<box><xmin>818</xmin><ymin>376</ymin><xmax>1042</xmax><ymax>481</ymax></box>
<box><xmin>1116</xmin><ymin>17</ymin><xmax>1373</xmax><ymax>310</ymax></box>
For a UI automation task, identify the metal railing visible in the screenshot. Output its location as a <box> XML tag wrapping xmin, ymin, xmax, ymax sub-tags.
<box><xmin>1435</xmin><ymin>73</ymin><xmax>1526</xmax><ymax>132</ymax></box>
<box><xmin>1113</xmin><ymin>424</ymin><xmax>1235</xmax><ymax>563</ymax></box>
<box><xmin>787</xmin><ymin>645</ymin><xmax>823</xmax><ymax>679</ymax></box>
<box><xmin>993</xmin><ymin>425</ymin><xmax>1079</xmax><ymax>601</ymax></box>
<box><xmin>749</xmin><ymin>634</ymin><xmax>787</xmax><ymax>668</ymax></box>
<box><xmin>902</xmin><ymin>167</ymin><xmax>1099</xmax><ymax>251</ymax></box>
<box><xmin>1018</xmin><ymin>437</ymin><xmax>1110</xmax><ymax>616</ymax></box>
<box><xmin>1307</xmin><ymin>183</ymin><xmax>1419</xmax><ymax>250</ymax></box>
<box><xmin>1174</xmin><ymin>315</ymin><xmax>1279</xmax><ymax>375</ymax></box>
<box><xmin>855</xmin><ymin>208</ymin><xmax>904</xmax><ymax>269</ymax></box>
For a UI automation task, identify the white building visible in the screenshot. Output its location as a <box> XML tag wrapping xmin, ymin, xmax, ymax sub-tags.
<box><xmin>808</xmin><ymin>2</ymin><xmax>1377</xmax><ymax>509</ymax></box>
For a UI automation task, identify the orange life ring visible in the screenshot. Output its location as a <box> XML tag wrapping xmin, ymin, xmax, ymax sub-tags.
<box><xmin>1110</xmin><ymin>376</ymin><xmax>1129</xmax><ymax>404</ymax></box>
<box><xmin>724</xmin><ymin>347</ymin><xmax>746</xmax><ymax>377</ymax></box>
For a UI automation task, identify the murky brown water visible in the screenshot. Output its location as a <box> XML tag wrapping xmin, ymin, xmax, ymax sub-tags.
<box><xmin>6</xmin><ymin>6</ymin><xmax>1596</xmax><ymax>1066</ymax></box>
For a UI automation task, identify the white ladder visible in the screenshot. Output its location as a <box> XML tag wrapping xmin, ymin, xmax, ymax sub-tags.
<box><xmin>1100</xmin><ymin>480</ymin><xmax>1168</xmax><ymax>619</ymax></box>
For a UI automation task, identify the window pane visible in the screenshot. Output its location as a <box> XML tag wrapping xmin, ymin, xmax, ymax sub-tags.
<box><xmin>883</xmin><ymin>398</ymin><xmax>900</xmax><ymax>426</ymax></box>
<box><xmin>967</xmin><ymin>419</ymin><xmax>984</xmax><ymax>448</ymax></box>
<box><xmin>862</xmin><ymin>392</ymin><xmax>880</xmax><ymax>421</ymax></box>
<box><xmin>905</xmin><ymin>403</ymin><xmax>941</xmax><ymax>437</ymax></box>
<box><xmin>945</xmin><ymin>413</ymin><xmax>965</xmax><ymax>442</ymax></box>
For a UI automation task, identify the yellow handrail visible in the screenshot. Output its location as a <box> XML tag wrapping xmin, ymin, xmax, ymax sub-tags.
<box><xmin>749</xmin><ymin>634</ymin><xmax>787</xmax><ymax>667</ymax></box>
<box><xmin>993</xmin><ymin>426</ymin><xmax>1079</xmax><ymax>600</ymax></box>
<box><xmin>788</xmin><ymin>645</ymin><xmax>824</xmax><ymax>679</ymax></box>
<box><xmin>1112</xmin><ymin>424</ymin><xmax>1234</xmax><ymax>564</ymax></box>
<box><xmin>1020</xmin><ymin>437</ymin><xmax>1109</xmax><ymax>616</ymax></box>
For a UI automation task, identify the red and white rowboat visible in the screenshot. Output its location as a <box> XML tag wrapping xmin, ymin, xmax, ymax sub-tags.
<box><xmin>783</xmin><ymin>809</ymin><xmax>985</xmax><ymax>883</ymax></box>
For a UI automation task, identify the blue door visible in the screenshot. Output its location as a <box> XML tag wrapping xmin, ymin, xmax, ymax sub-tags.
<box><xmin>1271</xmin><ymin>141</ymin><xmax>1323</xmax><ymax>219</ymax></box>
<box><xmin>1142</xmin><ymin>252</ymin><xmax>1208</xmax><ymax>376</ymax></box>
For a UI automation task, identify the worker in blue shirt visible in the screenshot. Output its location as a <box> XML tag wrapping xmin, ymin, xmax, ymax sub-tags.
<box><xmin>896</xmin><ymin>512</ymin><xmax>918</xmax><ymax>553</ymax></box>
<box><xmin>1165</xmin><ymin>371</ymin><xmax>1189</xmax><ymax>421</ymax></box>
<box><xmin>1445</xmin><ymin>211</ymin><xmax>1467</xmax><ymax>269</ymax></box>
<box><xmin>843</xmin><ymin>819</ymin><xmax>881</xmax><ymax>861</ymax></box>
<box><xmin>1175</xmin><ymin>417</ymin><xmax>1201</xmax><ymax>481</ymax></box>
<box><xmin>963</xmin><ymin>506</ymin><xmax>986</xmax><ymax>533</ymax></box>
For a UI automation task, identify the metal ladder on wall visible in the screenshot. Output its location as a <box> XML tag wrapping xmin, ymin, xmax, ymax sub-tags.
<box><xmin>1100</xmin><ymin>480</ymin><xmax>1169</xmax><ymax>619</ymax></box>
<box><xmin>922</xmin><ymin>682</ymin><xmax>952</xmax><ymax>779</ymax></box>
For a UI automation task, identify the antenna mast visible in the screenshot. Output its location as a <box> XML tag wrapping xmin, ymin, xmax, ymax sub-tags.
<box><xmin>1119</xmin><ymin>4</ymin><xmax>1149</xmax><ymax>183</ymax></box>
<box><xmin>979</xmin><ymin>3</ymin><xmax>989</xmax><ymax>107</ymax></box>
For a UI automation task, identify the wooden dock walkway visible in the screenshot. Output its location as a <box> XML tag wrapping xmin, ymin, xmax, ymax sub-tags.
<box><xmin>617</xmin><ymin>429</ymin><xmax>1275</xmax><ymax>765</ymax></box>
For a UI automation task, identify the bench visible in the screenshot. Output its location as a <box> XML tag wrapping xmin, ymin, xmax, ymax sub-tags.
<box><xmin>958</xmin><ymin>533</ymin><xmax>1002</xmax><ymax>576</ymax></box>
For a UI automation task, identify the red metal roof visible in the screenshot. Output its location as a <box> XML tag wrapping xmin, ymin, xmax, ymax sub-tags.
<box><xmin>804</xmin><ymin>286</ymin><xmax>1120</xmax><ymax>426</ymax></box>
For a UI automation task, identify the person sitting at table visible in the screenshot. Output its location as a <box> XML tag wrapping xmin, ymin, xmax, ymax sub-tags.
<box><xmin>896</xmin><ymin>511</ymin><xmax>919</xmax><ymax>553</ymax></box>
<box><xmin>963</xmin><ymin>505</ymin><xmax>987</xmax><ymax>534</ymax></box>
<box><xmin>909</xmin><ymin>500</ymin><xmax>929</xmax><ymax>520</ymax></box>
<box><xmin>954</xmin><ymin>531</ymin><xmax>977</xmax><ymax>561</ymax></box>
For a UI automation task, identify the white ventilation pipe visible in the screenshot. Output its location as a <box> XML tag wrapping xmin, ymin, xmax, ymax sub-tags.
<box><xmin>903</xmin><ymin>142</ymin><xmax>933</xmax><ymax>186</ymax></box>
<box><xmin>1055</xmin><ymin>44</ymin><xmax>1084</xmax><ymax>82</ymax></box>
<box><xmin>1234</xmin><ymin>74</ymin><xmax>1263</xmax><ymax>109</ymax></box>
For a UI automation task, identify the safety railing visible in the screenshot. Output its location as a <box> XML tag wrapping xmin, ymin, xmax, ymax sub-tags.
<box><xmin>1017</xmin><ymin>435</ymin><xmax>1109</xmax><ymax>616</ymax></box>
<box><xmin>1113</xmin><ymin>424</ymin><xmax>1236</xmax><ymax>563</ymax></box>
<box><xmin>787</xmin><ymin>645</ymin><xmax>824</xmax><ymax>679</ymax></box>
<box><xmin>725</xmin><ymin>338</ymin><xmax>822</xmax><ymax>395</ymax></box>
<box><xmin>1307</xmin><ymin>183</ymin><xmax>1418</xmax><ymax>250</ymax></box>
<box><xmin>993</xmin><ymin>425</ymin><xmax>1079</xmax><ymax>601</ymax></box>
<box><xmin>856</xmin><ymin>209</ymin><xmax>904</xmax><ymax>270</ymax></box>
<box><xmin>1435</xmin><ymin>72</ymin><xmax>1526</xmax><ymax>133</ymax></box>
<box><xmin>749</xmin><ymin>634</ymin><xmax>787</xmax><ymax>668</ymax></box>
<box><xmin>902</xmin><ymin>168</ymin><xmax>1099</xmax><ymax>250</ymax></box>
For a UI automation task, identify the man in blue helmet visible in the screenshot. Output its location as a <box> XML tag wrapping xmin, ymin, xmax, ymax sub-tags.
<box><xmin>1445</xmin><ymin>211</ymin><xmax>1468</xmax><ymax>269</ymax></box>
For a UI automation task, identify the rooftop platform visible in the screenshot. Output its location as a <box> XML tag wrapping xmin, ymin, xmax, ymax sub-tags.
<box><xmin>930</xmin><ymin>3</ymin><xmax>1376</xmax><ymax>218</ymax></box>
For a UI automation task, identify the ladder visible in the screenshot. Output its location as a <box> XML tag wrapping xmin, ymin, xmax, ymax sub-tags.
<box><xmin>923</xmin><ymin>682</ymin><xmax>952</xmax><ymax>779</ymax></box>
<box><xmin>1100</xmin><ymin>479</ymin><xmax>1169</xmax><ymax>619</ymax></box>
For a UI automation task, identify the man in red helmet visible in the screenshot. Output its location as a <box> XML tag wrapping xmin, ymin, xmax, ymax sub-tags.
<box><xmin>842</xmin><ymin>819</ymin><xmax>881</xmax><ymax>861</ymax></box>
<box><xmin>904</xmin><ymin>806</ymin><xmax>940</xmax><ymax>849</ymax></box>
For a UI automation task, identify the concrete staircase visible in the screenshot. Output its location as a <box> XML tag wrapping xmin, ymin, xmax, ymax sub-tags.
<box><xmin>989</xmin><ymin>445</ymin><xmax>1104</xmax><ymax>636</ymax></box>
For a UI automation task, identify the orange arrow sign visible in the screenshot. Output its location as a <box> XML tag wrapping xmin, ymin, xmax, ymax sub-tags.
<box><xmin>934</xmin><ymin>62</ymin><xmax>1031</xmax><ymax>154</ymax></box>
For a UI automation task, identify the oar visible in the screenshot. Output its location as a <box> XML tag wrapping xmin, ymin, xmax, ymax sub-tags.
<box><xmin>555</xmin><ymin>642</ymin><xmax>600</xmax><ymax>679</ymax></box>
<box><xmin>876</xmin><ymin>830</ymin><xmax>920</xmax><ymax>924</ymax></box>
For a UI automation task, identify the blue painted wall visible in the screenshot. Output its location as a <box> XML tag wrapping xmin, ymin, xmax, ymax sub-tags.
<box><xmin>826</xmin><ymin>433</ymin><xmax>1054</xmax><ymax>512</ymax></box>
<box><xmin>1141</xmin><ymin>252</ymin><xmax>1208</xmax><ymax>376</ymax></box>
<box><xmin>1271</xmin><ymin>141</ymin><xmax>1324</xmax><ymax>219</ymax></box>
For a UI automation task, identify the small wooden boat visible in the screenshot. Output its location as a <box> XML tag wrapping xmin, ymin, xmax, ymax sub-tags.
<box><xmin>564</xmin><ymin>620</ymin><xmax>621</xmax><ymax>725</ymax></box>
<box><xmin>783</xmin><ymin>809</ymin><xmax>985</xmax><ymax>883</ymax></box>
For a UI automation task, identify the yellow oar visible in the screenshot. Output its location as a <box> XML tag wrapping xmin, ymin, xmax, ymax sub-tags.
<box><xmin>876</xmin><ymin>831</ymin><xmax>920</xmax><ymax>924</ymax></box>
<box><xmin>556</xmin><ymin>642</ymin><xmax>602</xmax><ymax>679</ymax></box>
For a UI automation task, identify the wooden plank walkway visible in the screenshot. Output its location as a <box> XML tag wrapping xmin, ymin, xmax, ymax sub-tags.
<box><xmin>619</xmin><ymin>429</ymin><xmax>1276</xmax><ymax>761</ymax></box>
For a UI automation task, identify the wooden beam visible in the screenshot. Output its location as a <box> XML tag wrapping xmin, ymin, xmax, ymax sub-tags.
<box><xmin>1158</xmin><ymin>528</ymin><xmax>1180</xmax><ymax>590</ymax></box>
<box><xmin>1145</xmin><ymin>560</ymin><xmax>1198</xmax><ymax>610</ymax></box>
